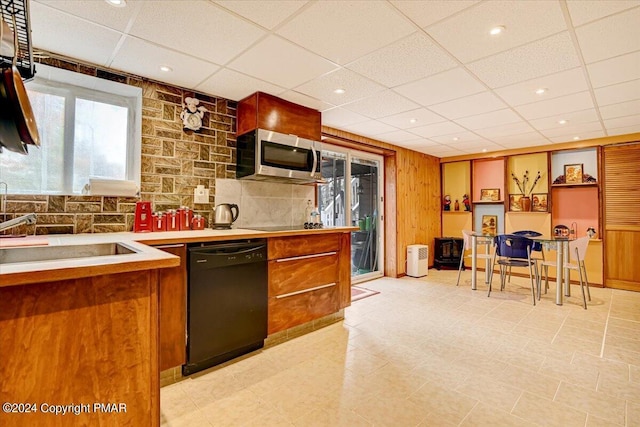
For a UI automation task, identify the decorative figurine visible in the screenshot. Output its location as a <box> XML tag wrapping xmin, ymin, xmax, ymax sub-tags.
<box><xmin>443</xmin><ymin>195</ymin><xmax>451</xmax><ymax>211</ymax></box>
<box><xmin>462</xmin><ymin>194</ymin><xmax>471</xmax><ymax>211</ymax></box>
<box><xmin>454</xmin><ymin>199</ymin><xmax>460</xmax><ymax>211</ymax></box>
<box><xmin>180</xmin><ymin>97</ymin><xmax>208</xmax><ymax>131</ymax></box>
<box><xmin>586</xmin><ymin>227</ymin><xmax>596</xmax><ymax>239</ymax></box>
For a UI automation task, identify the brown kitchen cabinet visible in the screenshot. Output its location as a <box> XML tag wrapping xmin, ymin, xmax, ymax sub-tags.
<box><xmin>267</xmin><ymin>232</ymin><xmax>351</xmax><ymax>334</ymax></box>
<box><xmin>155</xmin><ymin>243</ymin><xmax>187</xmax><ymax>371</ymax></box>
<box><xmin>237</xmin><ymin>91</ymin><xmax>322</xmax><ymax>141</ymax></box>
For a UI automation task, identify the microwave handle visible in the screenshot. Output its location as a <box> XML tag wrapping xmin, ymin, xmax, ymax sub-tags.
<box><xmin>311</xmin><ymin>146</ymin><xmax>318</xmax><ymax>177</ymax></box>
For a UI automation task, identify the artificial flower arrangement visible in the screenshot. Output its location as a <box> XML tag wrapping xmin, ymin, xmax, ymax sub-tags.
<box><xmin>511</xmin><ymin>170</ymin><xmax>542</xmax><ymax>196</ymax></box>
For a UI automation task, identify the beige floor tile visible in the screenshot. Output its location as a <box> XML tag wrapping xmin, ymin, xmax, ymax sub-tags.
<box><xmin>161</xmin><ymin>410</ymin><xmax>213</xmax><ymax>427</ymax></box>
<box><xmin>631</xmin><ymin>364</ymin><xmax>640</xmax><ymax>383</ymax></box>
<box><xmin>608</xmin><ymin>317</ymin><xmax>640</xmax><ymax>332</ymax></box>
<box><xmin>352</xmin><ymin>395</ymin><xmax>429</xmax><ymax>427</ymax></box>
<box><xmin>408</xmin><ymin>381</ymin><xmax>478</xmax><ymax>425</ymax></box>
<box><xmin>585</xmin><ymin>413</ymin><xmax>625</xmax><ymax>427</ymax></box>
<box><xmin>512</xmin><ymin>391</ymin><xmax>587</xmax><ymax>426</ymax></box>
<box><xmin>243</xmin><ymin>409</ymin><xmax>294</xmax><ymax>427</ymax></box>
<box><xmin>554</xmin><ymin>382</ymin><xmax>626</xmax><ymax>425</ymax></box>
<box><xmin>494</xmin><ymin>364</ymin><xmax>562</xmax><ymax>399</ymax></box>
<box><xmin>199</xmin><ymin>388</ymin><xmax>273</xmax><ymax>426</ymax></box>
<box><xmin>524</xmin><ymin>338</ymin><xmax>578</xmax><ymax>363</ymax></box>
<box><xmin>160</xmin><ymin>383</ymin><xmax>200</xmax><ymax>421</ymax></box>
<box><xmin>606</xmin><ymin>333</ymin><xmax>640</xmax><ymax>354</ymax></box>
<box><xmin>628</xmin><ymin>401</ymin><xmax>640</xmax><ymax>427</ymax></box>
<box><xmin>293</xmin><ymin>408</ymin><xmax>371</xmax><ymax>427</ymax></box>
<box><xmin>571</xmin><ymin>352</ymin><xmax>631</xmax><ymax>383</ymax></box>
<box><xmin>541</xmin><ymin>358</ymin><xmax>600</xmax><ymax>390</ymax></box>
<box><xmin>179</xmin><ymin>371</ymin><xmax>245</xmax><ymax>408</ymax></box>
<box><xmin>608</xmin><ymin>324</ymin><xmax>640</xmax><ymax>343</ymax></box>
<box><xmin>552</xmin><ymin>334</ymin><xmax>603</xmax><ymax>357</ymax></box>
<box><xmin>460</xmin><ymin>402</ymin><xmax>537</xmax><ymax>427</ymax></box>
<box><xmin>557</xmin><ymin>323</ymin><xmax>606</xmax><ymax>343</ymax></box>
<box><xmin>603</xmin><ymin>346</ymin><xmax>640</xmax><ymax>367</ymax></box>
<box><xmin>597</xmin><ymin>373</ymin><xmax>640</xmax><ymax>403</ymax></box>
<box><xmin>455</xmin><ymin>373</ymin><xmax>523</xmax><ymax>413</ymax></box>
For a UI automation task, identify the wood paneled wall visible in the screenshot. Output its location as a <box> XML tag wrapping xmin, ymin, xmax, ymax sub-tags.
<box><xmin>322</xmin><ymin>127</ymin><xmax>441</xmax><ymax>277</ymax></box>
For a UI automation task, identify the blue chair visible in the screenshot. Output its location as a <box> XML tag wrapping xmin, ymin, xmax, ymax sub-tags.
<box><xmin>489</xmin><ymin>234</ymin><xmax>538</xmax><ymax>305</ymax></box>
<box><xmin>511</xmin><ymin>230</ymin><xmax>545</xmax><ymax>288</ymax></box>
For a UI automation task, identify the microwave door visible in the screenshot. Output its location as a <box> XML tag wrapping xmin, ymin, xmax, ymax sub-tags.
<box><xmin>259</xmin><ymin>139</ymin><xmax>315</xmax><ymax>180</ymax></box>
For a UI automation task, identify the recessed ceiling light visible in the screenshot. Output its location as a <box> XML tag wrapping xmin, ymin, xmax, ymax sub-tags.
<box><xmin>453</xmin><ymin>137</ymin><xmax>459</xmax><ymax>141</ymax></box>
<box><xmin>489</xmin><ymin>26</ymin><xmax>505</xmax><ymax>36</ymax></box>
<box><xmin>535</xmin><ymin>88</ymin><xmax>547</xmax><ymax>95</ymax></box>
<box><xmin>105</xmin><ymin>0</ymin><xmax>126</xmax><ymax>7</ymax></box>
<box><xmin>409</xmin><ymin>118</ymin><xmax>417</xmax><ymax>124</ymax></box>
<box><xmin>159</xmin><ymin>65</ymin><xmax>173</xmax><ymax>72</ymax></box>
<box><xmin>573</xmin><ymin>136</ymin><xmax>580</xmax><ymax>140</ymax></box>
<box><xmin>333</xmin><ymin>88</ymin><xmax>345</xmax><ymax>94</ymax></box>
<box><xmin>482</xmin><ymin>149</ymin><xmax>488</xmax><ymax>153</ymax></box>
<box><xmin>558</xmin><ymin>119</ymin><xmax>568</xmax><ymax>125</ymax></box>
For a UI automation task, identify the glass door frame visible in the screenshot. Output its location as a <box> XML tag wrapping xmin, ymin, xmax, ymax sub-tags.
<box><xmin>321</xmin><ymin>143</ymin><xmax>384</xmax><ymax>283</ymax></box>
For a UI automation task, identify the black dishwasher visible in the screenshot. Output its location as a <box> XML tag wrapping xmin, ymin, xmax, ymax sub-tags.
<box><xmin>183</xmin><ymin>239</ymin><xmax>267</xmax><ymax>376</ymax></box>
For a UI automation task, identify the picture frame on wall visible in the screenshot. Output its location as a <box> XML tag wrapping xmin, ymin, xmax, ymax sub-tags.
<box><xmin>481</xmin><ymin>215</ymin><xmax>497</xmax><ymax>235</ymax></box>
<box><xmin>532</xmin><ymin>193</ymin><xmax>548</xmax><ymax>212</ymax></box>
<box><xmin>509</xmin><ymin>194</ymin><xmax>522</xmax><ymax>212</ymax></box>
<box><xmin>480</xmin><ymin>188</ymin><xmax>500</xmax><ymax>201</ymax></box>
<box><xmin>564</xmin><ymin>163</ymin><xmax>583</xmax><ymax>184</ymax></box>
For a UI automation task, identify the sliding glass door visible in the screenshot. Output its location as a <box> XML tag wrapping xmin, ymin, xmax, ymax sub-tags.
<box><xmin>318</xmin><ymin>145</ymin><xmax>384</xmax><ymax>282</ymax></box>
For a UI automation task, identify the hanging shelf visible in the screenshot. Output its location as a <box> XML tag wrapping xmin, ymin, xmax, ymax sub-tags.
<box><xmin>1</xmin><ymin>0</ymin><xmax>36</xmax><ymax>80</ymax></box>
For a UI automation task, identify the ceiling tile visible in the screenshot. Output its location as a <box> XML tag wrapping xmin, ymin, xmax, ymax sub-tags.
<box><xmin>276</xmin><ymin>1</ymin><xmax>414</xmax><ymax>65</ymax></box>
<box><xmin>408</xmin><ymin>121</ymin><xmax>466</xmax><ymax>138</ymax></box>
<box><xmin>474</xmin><ymin>121</ymin><xmax>536</xmax><ymax>139</ymax></box>
<box><xmin>575</xmin><ymin>7</ymin><xmax>640</xmax><ymax>64</ymax></box>
<box><xmin>418</xmin><ymin>146</ymin><xmax>466</xmax><ymax>157</ymax></box>
<box><xmin>395</xmin><ymin>138</ymin><xmax>441</xmax><ymax>148</ymax></box>
<box><xmin>227</xmin><ymin>36</ymin><xmax>338</xmax><ymax>89</ymax></box>
<box><xmin>212</xmin><ymin>0</ymin><xmax>308</xmax><ymax>30</ymax></box>
<box><xmin>540</xmin><ymin>121</ymin><xmax>604</xmax><ymax>139</ymax></box>
<box><xmin>514</xmin><ymin>91</ymin><xmax>594</xmax><ymax>120</ymax></box>
<box><xmin>394</xmin><ymin>67</ymin><xmax>486</xmax><ymax>106</ymax></box>
<box><xmin>34</xmin><ymin>0</ymin><xmax>140</xmax><ymax>32</ymax></box>
<box><xmin>599</xmin><ymin>99</ymin><xmax>640</xmax><ymax>120</ymax></box>
<box><xmin>454</xmin><ymin>108</ymin><xmax>522</xmax><ymax>130</ymax></box>
<box><xmin>429</xmin><ymin>91</ymin><xmax>507</xmax><ymax>120</ymax></box>
<box><xmin>294</xmin><ymin>68</ymin><xmax>385</xmax><ymax>106</ymax></box>
<box><xmin>321</xmin><ymin>107</ymin><xmax>369</xmax><ymax>128</ymax></box>
<box><xmin>378</xmin><ymin>108</ymin><xmax>446</xmax><ymax>129</ymax></box>
<box><xmin>452</xmin><ymin>141</ymin><xmax>505</xmax><ymax>153</ymax></box>
<box><xmin>130</xmin><ymin>1</ymin><xmax>265</xmax><ymax>65</ymax></box>
<box><xmin>490</xmin><ymin>132</ymin><xmax>550</xmax><ymax>147</ymax></box>
<box><xmin>277</xmin><ymin>92</ymin><xmax>334</xmax><ymax>112</ymax></box>
<box><xmin>374</xmin><ymin>130</ymin><xmax>423</xmax><ymax>144</ymax></box>
<box><xmin>390</xmin><ymin>0</ymin><xmax>479</xmax><ymax>28</ymax></box>
<box><xmin>340</xmin><ymin>90</ymin><xmax>419</xmax><ymax>119</ymax></box>
<box><xmin>587</xmin><ymin>51</ymin><xmax>640</xmax><ymax>88</ymax></box>
<box><xmin>528</xmin><ymin>108</ymin><xmax>600</xmax><ymax>131</ymax></box>
<box><xmin>604</xmin><ymin>114</ymin><xmax>640</xmax><ymax>130</ymax></box>
<box><xmin>594</xmin><ymin>79</ymin><xmax>640</xmax><ymax>106</ymax></box>
<box><xmin>494</xmin><ymin>68</ymin><xmax>588</xmax><ymax>107</ymax></box>
<box><xmin>30</xmin><ymin>2</ymin><xmax>122</xmax><ymax>67</ymax></box>
<box><xmin>549</xmin><ymin>130</ymin><xmax>606</xmax><ymax>143</ymax></box>
<box><xmin>430</xmin><ymin>131</ymin><xmax>489</xmax><ymax>144</ymax></box>
<box><xmin>339</xmin><ymin>120</ymin><xmax>398</xmax><ymax>137</ymax></box>
<box><xmin>346</xmin><ymin>32</ymin><xmax>457</xmax><ymax>88</ymax></box>
<box><xmin>427</xmin><ymin>1</ymin><xmax>566</xmax><ymax>64</ymax></box>
<box><xmin>111</xmin><ymin>38</ymin><xmax>220</xmax><ymax>89</ymax></box>
<box><xmin>195</xmin><ymin>69</ymin><xmax>285</xmax><ymax>101</ymax></box>
<box><xmin>467</xmin><ymin>32</ymin><xmax>580</xmax><ymax>88</ymax></box>
<box><xmin>607</xmin><ymin>123</ymin><xmax>640</xmax><ymax>136</ymax></box>
<box><xmin>566</xmin><ymin>0</ymin><xmax>639</xmax><ymax>26</ymax></box>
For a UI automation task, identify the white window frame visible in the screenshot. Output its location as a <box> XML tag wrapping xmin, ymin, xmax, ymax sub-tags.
<box><xmin>19</xmin><ymin>64</ymin><xmax>142</xmax><ymax>195</ymax></box>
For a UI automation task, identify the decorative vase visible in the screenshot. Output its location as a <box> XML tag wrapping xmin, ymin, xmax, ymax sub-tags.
<box><xmin>520</xmin><ymin>196</ymin><xmax>532</xmax><ymax>212</ymax></box>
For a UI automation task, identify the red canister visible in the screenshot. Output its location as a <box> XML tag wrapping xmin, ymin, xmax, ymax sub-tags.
<box><xmin>181</xmin><ymin>206</ymin><xmax>193</xmax><ymax>230</ymax></box>
<box><xmin>166</xmin><ymin>209</ymin><xmax>179</xmax><ymax>231</ymax></box>
<box><xmin>152</xmin><ymin>212</ymin><xmax>167</xmax><ymax>232</ymax></box>
<box><xmin>191</xmin><ymin>214</ymin><xmax>205</xmax><ymax>230</ymax></box>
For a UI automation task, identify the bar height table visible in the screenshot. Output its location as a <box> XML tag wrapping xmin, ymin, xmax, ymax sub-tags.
<box><xmin>532</xmin><ymin>237</ymin><xmax>573</xmax><ymax>305</ymax></box>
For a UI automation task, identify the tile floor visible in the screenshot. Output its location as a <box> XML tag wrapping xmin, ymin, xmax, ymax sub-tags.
<box><xmin>161</xmin><ymin>270</ymin><xmax>640</xmax><ymax>426</ymax></box>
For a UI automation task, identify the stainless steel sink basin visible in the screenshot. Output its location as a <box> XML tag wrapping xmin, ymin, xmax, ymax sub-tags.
<box><xmin>0</xmin><ymin>242</ymin><xmax>137</xmax><ymax>264</ymax></box>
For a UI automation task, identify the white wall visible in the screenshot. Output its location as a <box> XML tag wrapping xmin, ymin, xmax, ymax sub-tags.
<box><xmin>214</xmin><ymin>179</ymin><xmax>314</xmax><ymax>228</ymax></box>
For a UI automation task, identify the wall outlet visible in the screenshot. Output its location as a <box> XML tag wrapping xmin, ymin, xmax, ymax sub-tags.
<box><xmin>194</xmin><ymin>185</ymin><xmax>209</xmax><ymax>204</ymax></box>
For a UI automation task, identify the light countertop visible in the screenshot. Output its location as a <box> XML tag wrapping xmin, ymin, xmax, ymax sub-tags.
<box><xmin>0</xmin><ymin>227</ymin><xmax>356</xmax><ymax>287</ymax></box>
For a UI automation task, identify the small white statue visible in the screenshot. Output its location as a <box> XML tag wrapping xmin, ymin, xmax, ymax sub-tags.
<box><xmin>180</xmin><ymin>97</ymin><xmax>207</xmax><ymax>131</ymax></box>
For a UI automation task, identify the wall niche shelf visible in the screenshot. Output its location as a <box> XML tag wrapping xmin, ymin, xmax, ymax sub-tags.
<box><xmin>473</xmin><ymin>200</ymin><xmax>504</xmax><ymax>204</ymax></box>
<box><xmin>551</xmin><ymin>182</ymin><xmax>598</xmax><ymax>188</ymax></box>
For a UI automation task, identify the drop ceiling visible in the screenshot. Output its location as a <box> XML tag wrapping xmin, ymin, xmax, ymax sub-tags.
<box><xmin>28</xmin><ymin>0</ymin><xmax>640</xmax><ymax>158</ymax></box>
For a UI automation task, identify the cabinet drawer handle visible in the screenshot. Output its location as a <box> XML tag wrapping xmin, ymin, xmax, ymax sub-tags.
<box><xmin>275</xmin><ymin>251</ymin><xmax>337</xmax><ymax>262</ymax></box>
<box><xmin>275</xmin><ymin>282</ymin><xmax>336</xmax><ymax>299</ymax></box>
<box><xmin>153</xmin><ymin>244</ymin><xmax>185</xmax><ymax>249</ymax></box>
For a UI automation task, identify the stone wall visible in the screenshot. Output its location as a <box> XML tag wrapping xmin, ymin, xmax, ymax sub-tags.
<box><xmin>1</xmin><ymin>53</ymin><xmax>236</xmax><ymax>235</ymax></box>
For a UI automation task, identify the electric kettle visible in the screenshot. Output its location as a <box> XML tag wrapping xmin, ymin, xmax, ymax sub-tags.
<box><xmin>213</xmin><ymin>203</ymin><xmax>239</xmax><ymax>228</ymax></box>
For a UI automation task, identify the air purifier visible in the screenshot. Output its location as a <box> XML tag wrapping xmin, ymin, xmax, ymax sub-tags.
<box><xmin>407</xmin><ymin>244</ymin><xmax>428</xmax><ymax>277</ymax></box>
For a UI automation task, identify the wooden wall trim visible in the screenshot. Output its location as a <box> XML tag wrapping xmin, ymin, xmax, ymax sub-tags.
<box><xmin>440</xmin><ymin>133</ymin><xmax>640</xmax><ymax>163</ymax></box>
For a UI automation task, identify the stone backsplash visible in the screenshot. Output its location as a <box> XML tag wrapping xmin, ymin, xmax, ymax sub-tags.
<box><xmin>1</xmin><ymin>53</ymin><xmax>237</xmax><ymax>235</ymax></box>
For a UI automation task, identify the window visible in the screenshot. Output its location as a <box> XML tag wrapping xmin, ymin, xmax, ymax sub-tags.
<box><xmin>0</xmin><ymin>64</ymin><xmax>142</xmax><ymax>195</ymax></box>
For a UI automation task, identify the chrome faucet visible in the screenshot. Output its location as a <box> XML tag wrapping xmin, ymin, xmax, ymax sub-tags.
<box><xmin>0</xmin><ymin>213</ymin><xmax>37</xmax><ymax>233</ymax></box>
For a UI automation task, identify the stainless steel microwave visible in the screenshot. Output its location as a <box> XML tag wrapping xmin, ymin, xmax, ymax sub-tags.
<box><xmin>236</xmin><ymin>129</ymin><xmax>322</xmax><ymax>183</ymax></box>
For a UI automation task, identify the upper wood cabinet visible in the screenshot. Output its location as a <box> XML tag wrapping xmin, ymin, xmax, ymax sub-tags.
<box><xmin>236</xmin><ymin>92</ymin><xmax>322</xmax><ymax>141</ymax></box>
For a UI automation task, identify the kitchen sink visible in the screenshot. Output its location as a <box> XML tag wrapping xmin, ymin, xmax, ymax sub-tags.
<box><xmin>0</xmin><ymin>242</ymin><xmax>137</xmax><ymax>264</ymax></box>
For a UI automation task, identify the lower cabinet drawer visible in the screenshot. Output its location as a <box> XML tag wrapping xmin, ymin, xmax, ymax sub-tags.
<box><xmin>268</xmin><ymin>284</ymin><xmax>339</xmax><ymax>335</ymax></box>
<box><xmin>269</xmin><ymin>253</ymin><xmax>339</xmax><ymax>296</ymax></box>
